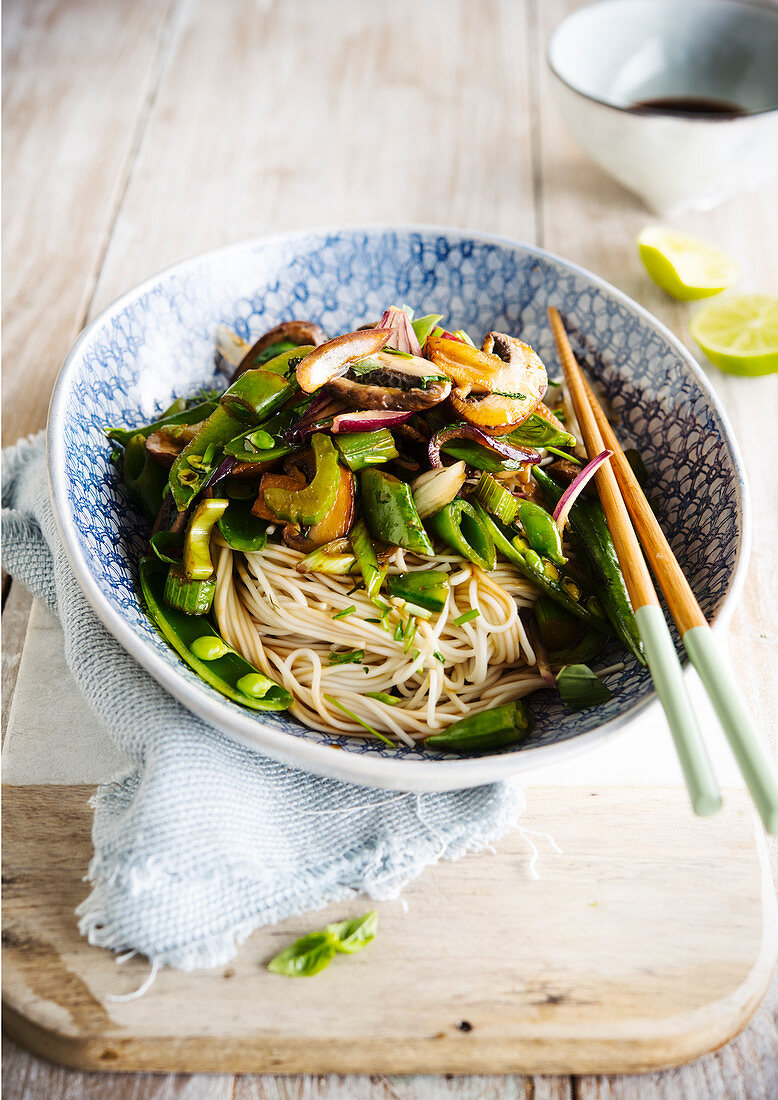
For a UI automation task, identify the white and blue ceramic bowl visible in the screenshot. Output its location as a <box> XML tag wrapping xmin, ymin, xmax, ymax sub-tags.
<box><xmin>548</xmin><ymin>0</ymin><xmax>778</xmax><ymax>213</ymax></box>
<box><xmin>48</xmin><ymin>227</ymin><xmax>749</xmax><ymax>791</ymax></box>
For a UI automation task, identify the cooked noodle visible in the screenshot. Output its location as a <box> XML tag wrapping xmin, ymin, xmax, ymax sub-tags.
<box><xmin>213</xmin><ymin>536</ymin><xmax>547</xmax><ymax>742</ymax></box>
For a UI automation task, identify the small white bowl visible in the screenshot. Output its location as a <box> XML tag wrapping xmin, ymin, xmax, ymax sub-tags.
<box><xmin>548</xmin><ymin>0</ymin><xmax>778</xmax><ymax>213</ymax></box>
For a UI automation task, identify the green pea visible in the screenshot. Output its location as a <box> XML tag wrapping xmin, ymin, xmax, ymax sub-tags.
<box><xmin>191</xmin><ymin>636</ymin><xmax>230</xmax><ymax>661</ymax></box>
<box><xmin>524</xmin><ymin>548</ymin><xmax>543</xmax><ymax>572</ymax></box>
<box><xmin>542</xmin><ymin>559</ymin><xmax>560</xmax><ymax>582</ymax></box>
<box><xmin>562</xmin><ymin>577</ymin><xmax>581</xmax><ymax>600</ymax></box>
<box><xmin>237</xmin><ymin>673</ymin><xmax>271</xmax><ymax>698</ymax></box>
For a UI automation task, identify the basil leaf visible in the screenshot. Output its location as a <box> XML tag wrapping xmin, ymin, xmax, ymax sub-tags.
<box><xmin>556</xmin><ymin>664</ymin><xmax>613</xmax><ymax>710</ymax></box>
<box><xmin>267</xmin><ymin>932</ymin><xmax>336</xmax><ymax>977</ymax></box>
<box><xmin>508</xmin><ymin>413</ymin><xmax>576</xmax><ymax>449</ymax></box>
<box><xmin>326</xmin><ymin>910</ymin><xmax>379</xmax><ymax>954</ymax></box>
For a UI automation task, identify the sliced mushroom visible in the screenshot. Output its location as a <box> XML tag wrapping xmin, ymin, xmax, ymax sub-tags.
<box><xmin>145</xmin><ymin>424</ymin><xmax>202</xmax><ymax>468</ymax></box>
<box><xmin>427</xmin><ymin>331</ymin><xmax>547</xmax><ymax>435</ymax></box>
<box><xmin>233</xmin><ymin>320</ymin><xmax>328</xmax><ymax>381</ymax></box>
<box><xmin>325</xmin><ymin>350</ymin><xmax>451</xmax><ymax>412</ymax></box>
<box><xmin>296</xmin><ymin>329</ymin><xmax>390</xmax><ymax>393</ymax></box>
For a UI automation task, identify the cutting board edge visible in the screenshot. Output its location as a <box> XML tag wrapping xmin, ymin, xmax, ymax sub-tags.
<box><xmin>2</xmin><ymin>790</ymin><xmax>775</xmax><ymax>1077</ymax></box>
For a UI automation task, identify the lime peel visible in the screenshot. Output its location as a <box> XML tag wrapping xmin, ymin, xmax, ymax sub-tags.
<box><xmin>637</xmin><ymin>227</ymin><xmax>739</xmax><ymax>301</ymax></box>
<box><xmin>690</xmin><ymin>294</ymin><xmax>778</xmax><ymax>377</ymax></box>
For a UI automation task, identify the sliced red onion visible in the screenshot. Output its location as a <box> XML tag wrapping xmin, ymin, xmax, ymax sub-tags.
<box><xmin>553</xmin><ymin>449</ymin><xmax>613</xmax><ymax>532</ymax></box>
<box><xmin>377</xmin><ymin>307</ymin><xmax>423</xmax><ymax>357</ymax></box>
<box><xmin>331</xmin><ymin>409</ymin><xmax>415</xmax><ymax>434</ymax></box>
<box><xmin>283</xmin><ymin>393</ymin><xmax>339</xmax><ymax>442</ymax></box>
<box><xmin>428</xmin><ymin>423</ymin><xmax>541</xmax><ymax>469</ymax></box>
<box><xmin>203</xmin><ymin>455</ymin><xmax>237</xmax><ymax>496</ymax></box>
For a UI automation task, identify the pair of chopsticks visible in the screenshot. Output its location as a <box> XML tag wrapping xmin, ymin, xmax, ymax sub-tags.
<box><xmin>548</xmin><ymin>307</ymin><xmax>778</xmax><ymax>833</ymax></box>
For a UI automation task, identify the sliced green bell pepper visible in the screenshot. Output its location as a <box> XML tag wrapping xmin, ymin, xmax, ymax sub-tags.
<box><xmin>263</xmin><ymin>432</ymin><xmax>339</xmax><ymax>526</ymax></box>
<box><xmin>334</xmin><ymin>430</ymin><xmax>398</xmax><ymax>472</ymax></box>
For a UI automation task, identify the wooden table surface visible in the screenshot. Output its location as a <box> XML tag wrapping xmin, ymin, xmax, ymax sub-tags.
<box><xmin>3</xmin><ymin>0</ymin><xmax>777</xmax><ymax>1096</ymax></box>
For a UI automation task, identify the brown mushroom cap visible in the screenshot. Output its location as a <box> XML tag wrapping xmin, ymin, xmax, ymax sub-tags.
<box><xmin>233</xmin><ymin>320</ymin><xmax>328</xmax><ymax>380</ymax></box>
<box><xmin>145</xmin><ymin>424</ymin><xmax>202</xmax><ymax>468</ymax></box>
<box><xmin>325</xmin><ymin>351</ymin><xmax>452</xmax><ymax>412</ymax></box>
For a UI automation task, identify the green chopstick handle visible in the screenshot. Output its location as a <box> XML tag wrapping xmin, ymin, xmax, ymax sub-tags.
<box><xmin>635</xmin><ymin>605</ymin><xmax>722</xmax><ymax>818</ymax></box>
<box><xmin>684</xmin><ymin>625</ymin><xmax>778</xmax><ymax>835</ymax></box>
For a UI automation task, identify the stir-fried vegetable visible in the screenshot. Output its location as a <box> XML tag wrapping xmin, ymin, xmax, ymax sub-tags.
<box><xmin>109</xmin><ymin>306</ymin><xmax>647</xmax><ymax>735</ymax></box>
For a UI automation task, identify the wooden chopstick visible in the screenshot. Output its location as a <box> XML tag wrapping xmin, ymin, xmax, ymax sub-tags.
<box><xmin>577</xmin><ymin>366</ymin><xmax>778</xmax><ymax>835</ymax></box>
<box><xmin>547</xmin><ymin>307</ymin><xmax>722</xmax><ymax>818</ymax></box>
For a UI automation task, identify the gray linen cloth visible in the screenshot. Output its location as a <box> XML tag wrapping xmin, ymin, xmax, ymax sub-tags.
<box><xmin>1</xmin><ymin>433</ymin><xmax>525</xmax><ymax>970</ymax></box>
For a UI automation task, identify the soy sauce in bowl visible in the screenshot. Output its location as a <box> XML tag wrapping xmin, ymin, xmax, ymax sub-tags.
<box><xmin>630</xmin><ymin>96</ymin><xmax>748</xmax><ymax>118</ymax></box>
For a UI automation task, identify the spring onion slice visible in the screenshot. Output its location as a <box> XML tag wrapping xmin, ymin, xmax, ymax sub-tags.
<box><xmin>324</xmin><ymin>695</ymin><xmax>394</xmax><ymax>746</ymax></box>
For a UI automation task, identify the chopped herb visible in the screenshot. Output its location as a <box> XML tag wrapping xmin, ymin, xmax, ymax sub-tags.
<box><xmin>545</xmin><ymin>446</ymin><xmax>582</xmax><ymax>464</ymax></box>
<box><xmin>333</xmin><ymin>604</ymin><xmax>356</xmax><ymax>621</ymax></box>
<box><xmin>455</xmin><ymin>609</ymin><xmax>481</xmax><ymax>626</ymax></box>
<box><xmin>383</xmin><ymin>346</ymin><xmax>414</xmax><ymax>359</ymax></box>
<box><xmin>365</xmin><ymin>691</ymin><xmax>401</xmax><ymax>706</ymax></box>
<box><xmin>328</xmin><ymin>649</ymin><xmax>365</xmax><ymax>666</ymax></box>
<box><xmin>433</xmin><ymin>651</ymin><xmax>445</xmax><ymax>663</ymax></box>
<box><xmin>324</xmin><ymin>695</ymin><xmax>394</xmax><ymax>746</ymax></box>
<box><xmin>492</xmin><ymin>391</ymin><xmax>527</xmax><ymax>400</ymax></box>
<box><xmin>394</xmin><ymin>622</ymin><xmax>404</xmax><ymax>642</ymax></box>
<box><xmin>365</xmin><ymin>617</ymin><xmax>381</xmax><ymax>623</ymax></box>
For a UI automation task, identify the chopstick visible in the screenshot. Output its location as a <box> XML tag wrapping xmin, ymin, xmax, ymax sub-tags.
<box><xmin>547</xmin><ymin>307</ymin><xmax>722</xmax><ymax>818</ymax></box>
<box><xmin>575</xmin><ymin>356</ymin><xmax>778</xmax><ymax>835</ymax></box>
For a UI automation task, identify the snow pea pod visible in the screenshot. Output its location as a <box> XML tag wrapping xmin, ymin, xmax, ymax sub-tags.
<box><xmin>360</xmin><ymin>469</ymin><xmax>435</xmax><ymax>556</ymax></box>
<box><xmin>169</xmin><ymin>406</ymin><xmax>244</xmax><ymax>511</ymax></box>
<box><xmin>426</xmin><ymin>499</ymin><xmax>496</xmax><ymax>571</ymax></box>
<box><xmin>123</xmin><ymin>433</ymin><xmax>168</xmax><ymax>522</ymax></box>
<box><xmin>139</xmin><ymin>557</ymin><xmax>292</xmax><ymax>711</ymax></box>
<box><xmin>515</xmin><ymin>499</ymin><xmax>565</xmax><ymax>566</ymax></box>
<box><xmin>105</xmin><ymin>399</ymin><xmax>218</xmax><ymax>448</ymax></box>
<box><xmin>473</xmin><ymin>503</ymin><xmax>612</xmax><ymax>633</ymax></box>
<box><xmin>217</xmin><ymin>500</ymin><xmax>269</xmax><ymax>552</ymax></box>
<box><xmin>424</xmin><ymin>700</ymin><xmax>534</xmax><ymax>753</ymax></box>
<box><xmin>533</xmin><ymin>467</ymin><xmax>644</xmax><ymax>665</ymax></box>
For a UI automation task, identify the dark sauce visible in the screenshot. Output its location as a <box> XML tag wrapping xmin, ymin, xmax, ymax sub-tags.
<box><xmin>630</xmin><ymin>95</ymin><xmax>747</xmax><ymax>118</ymax></box>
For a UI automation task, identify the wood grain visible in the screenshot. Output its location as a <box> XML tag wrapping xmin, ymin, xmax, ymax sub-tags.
<box><xmin>2</xmin><ymin>785</ymin><xmax>774</xmax><ymax>1076</ymax></box>
<box><xmin>1</xmin><ymin>0</ymin><xmax>178</xmax><ymax>445</ymax></box>
<box><xmin>88</xmin><ymin>0</ymin><xmax>537</xmax><ymax>318</ymax></box>
<box><xmin>3</xmin><ymin>0</ymin><xmax>778</xmax><ymax>1094</ymax></box>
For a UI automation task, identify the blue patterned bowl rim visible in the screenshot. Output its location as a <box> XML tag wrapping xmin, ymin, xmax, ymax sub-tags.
<box><xmin>47</xmin><ymin>224</ymin><xmax>751</xmax><ymax>792</ymax></box>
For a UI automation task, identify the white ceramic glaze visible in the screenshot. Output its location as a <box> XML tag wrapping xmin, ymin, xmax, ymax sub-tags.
<box><xmin>548</xmin><ymin>0</ymin><xmax>778</xmax><ymax>213</ymax></box>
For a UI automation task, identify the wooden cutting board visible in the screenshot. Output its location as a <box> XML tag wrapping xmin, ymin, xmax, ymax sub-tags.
<box><xmin>2</xmin><ymin>604</ymin><xmax>776</xmax><ymax>1075</ymax></box>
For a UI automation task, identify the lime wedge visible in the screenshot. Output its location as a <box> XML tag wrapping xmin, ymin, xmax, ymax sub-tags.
<box><xmin>690</xmin><ymin>295</ymin><xmax>778</xmax><ymax>376</ymax></box>
<box><xmin>637</xmin><ymin>227</ymin><xmax>739</xmax><ymax>300</ymax></box>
